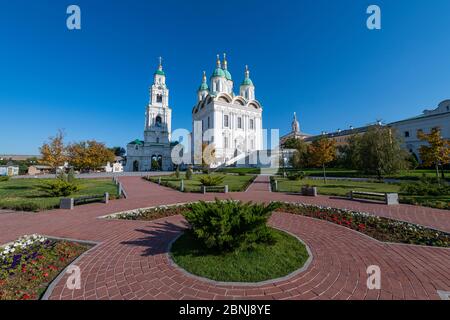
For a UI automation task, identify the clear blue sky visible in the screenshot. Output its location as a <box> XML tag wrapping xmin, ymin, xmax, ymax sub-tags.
<box><xmin>2</xmin><ymin>0</ymin><xmax>450</xmax><ymax>154</ymax></box>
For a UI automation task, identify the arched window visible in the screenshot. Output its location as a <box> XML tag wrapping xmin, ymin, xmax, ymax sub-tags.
<box><xmin>156</xmin><ymin>94</ymin><xmax>163</xmax><ymax>103</ymax></box>
<box><xmin>155</xmin><ymin>116</ymin><xmax>162</xmax><ymax>127</ymax></box>
<box><xmin>156</xmin><ymin>137</ymin><xmax>160</xmax><ymax>143</ymax></box>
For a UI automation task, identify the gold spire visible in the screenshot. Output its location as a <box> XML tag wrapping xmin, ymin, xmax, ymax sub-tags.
<box><xmin>216</xmin><ymin>54</ymin><xmax>221</xmax><ymax>68</ymax></box>
<box><xmin>158</xmin><ymin>56</ymin><xmax>163</xmax><ymax>71</ymax></box>
<box><xmin>223</xmin><ymin>53</ymin><xmax>228</xmax><ymax>70</ymax></box>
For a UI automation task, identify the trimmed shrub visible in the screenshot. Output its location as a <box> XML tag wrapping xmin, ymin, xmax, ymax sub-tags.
<box><xmin>400</xmin><ymin>176</ymin><xmax>450</xmax><ymax>196</ymax></box>
<box><xmin>186</xmin><ymin>166</ymin><xmax>193</xmax><ymax>180</ymax></box>
<box><xmin>0</xmin><ymin>176</ymin><xmax>10</xmax><ymax>182</ymax></box>
<box><xmin>67</xmin><ymin>168</ymin><xmax>76</xmax><ymax>183</ymax></box>
<box><xmin>287</xmin><ymin>171</ymin><xmax>305</xmax><ymax>181</ymax></box>
<box><xmin>38</xmin><ymin>180</ymin><xmax>80</xmax><ymax>197</ymax></box>
<box><xmin>185</xmin><ymin>199</ymin><xmax>281</xmax><ymax>251</ymax></box>
<box><xmin>199</xmin><ymin>175</ymin><xmax>225</xmax><ymax>186</ymax></box>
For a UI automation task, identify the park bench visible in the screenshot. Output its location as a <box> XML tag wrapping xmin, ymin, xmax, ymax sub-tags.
<box><xmin>200</xmin><ymin>185</ymin><xmax>229</xmax><ymax>194</ymax></box>
<box><xmin>349</xmin><ymin>191</ymin><xmax>399</xmax><ymax>205</ymax></box>
<box><xmin>60</xmin><ymin>193</ymin><xmax>109</xmax><ymax>210</ymax></box>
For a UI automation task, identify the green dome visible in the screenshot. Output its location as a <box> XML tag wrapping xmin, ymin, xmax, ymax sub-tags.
<box><xmin>155</xmin><ymin>69</ymin><xmax>165</xmax><ymax>76</ymax></box>
<box><xmin>212</xmin><ymin>68</ymin><xmax>225</xmax><ymax>78</ymax></box>
<box><xmin>241</xmin><ymin>78</ymin><xmax>253</xmax><ymax>86</ymax></box>
<box><xmin>224</xmin><ymin>70</ymin><xmax>232</xmax><ymax>80</ymax></box>
<box><xmin>199</xmin><ymin>82</ymin><xmax>209</xmax><ymax>91</ymax></box>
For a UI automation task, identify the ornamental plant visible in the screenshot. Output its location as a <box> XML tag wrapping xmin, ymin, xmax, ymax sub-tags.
<box><xmin>185</xmin><ymin>166</ymin><xmax>193</xmax><ymax>180</ymax></box>
<box><xmin>287</xmin><ymin>171</ymin><xmax>305</xmax><ymax>181</ymax></box>
<box><xmin>185</xmin><ymin>199</ymin><xmax>281</xmax><ymax>251</ymax></box>
<box><xmin>198</xmin><ymin>175</ymin><xmax>225</xmax><ymax>186</ymax></box>
<box><xmin>38</xmin><ymin>179</ymin><xmax>80</xmax><ymax>197</ymax></box>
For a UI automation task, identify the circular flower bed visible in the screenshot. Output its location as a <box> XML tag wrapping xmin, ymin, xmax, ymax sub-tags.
<box><xmin>0</xmin><ymin>235</ymin><xmax>91</xmax><ymax>300</ymax></box>
<box><xmin>170</xmin><ymin>228</ymin><xmax>309</xmax><ymax>283</ymax></box>
<box><xmin>277</xmin><ymin>203</ymin><xmax>450</xmax><ymax>247</ymax></box>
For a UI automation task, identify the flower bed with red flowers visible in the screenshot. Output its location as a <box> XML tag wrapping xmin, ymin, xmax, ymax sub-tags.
<box><xmin>0</xmin><ymin>235</ymin><xmax>91</xmax><ymax>300</ymax></box>
<box><xmin>108</xmin><ymin>200</ymin><xmax>450</xmax><ymax>248</ymax></box>
<box><xmin>276</xmin><ymin>202</ymin><xmax>450</xmax><ymax>248</ymax></box>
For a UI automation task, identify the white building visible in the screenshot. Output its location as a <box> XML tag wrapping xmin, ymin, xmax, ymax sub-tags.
<box><xmin>0</xmin><ymin>165</ymin><xmax>19</xmax><ymax>176</ymax></box>
<box><xmin>192</xmin><ymin>54</ymin><xmax>263</xmax><ymax>167</ymax></box>
<box><xmin>389</xmin><ymin>99</ymin><xmax>450</xmax><ymax>161</ymax></box>
<box><xmin>125</xmin><ymin>58</ymin><xmax>174</xmax><ymax>171</ymax></box>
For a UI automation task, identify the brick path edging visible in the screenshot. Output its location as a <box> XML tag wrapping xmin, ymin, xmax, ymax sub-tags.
<box><xmin>41</xmin><ymin>237</ymin><xmax>100</xmax><ymax>301</ymax></box>
<box><xmin>166</xmin><ymin>226</ymin><xmax>314</xmax><ymax>287</ymax></box>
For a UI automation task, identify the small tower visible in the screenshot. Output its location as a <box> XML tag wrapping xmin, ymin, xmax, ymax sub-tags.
<box><xmin>222</xmin><ymin>53</ymin><xmax>233</xmax><ymax>95</ymax></box>
<box><xmin>239</xmin><ymin>65</ymin><xmax>255</xmax><ymax>100</ymax></box>
<box><xmin>210</xmin><ymin>54</ymin><xmax>226</xmax><ymax>94</ymax></box>
<box><xmin>145</xmin><ymin>57</ymin><xmax>172</xmax><ymax>144</ymax></box>
<box><xmin>292</xmin><ymin>112</ymin><xmax>300</xmax><ymax>133</ymax></box>
<box><xmin>197</xmin><ymin>71</ymin><xmax>209</xmax><ymax>101</ymax></box>
<box><xmin>150</xmin><ymin>57</ymin><xmax>169</xmax><ymax>107</ymax></box>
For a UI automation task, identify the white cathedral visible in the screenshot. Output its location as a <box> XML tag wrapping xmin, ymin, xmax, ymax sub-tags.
<box><xmin>192</xmin><ymin>54</ymin><xmax>263</xmax><ymax>167</ymax></box>
<box><xmin>125</xmin><ymin>55</ymin><xmax>264</xmax><ymax>171</ymax></box>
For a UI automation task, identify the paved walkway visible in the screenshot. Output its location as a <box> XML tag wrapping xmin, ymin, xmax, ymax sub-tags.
<box><xmin>0</xmin><ymin>176</ymin><xmax>449</xmax><ymax>300</ymax></box>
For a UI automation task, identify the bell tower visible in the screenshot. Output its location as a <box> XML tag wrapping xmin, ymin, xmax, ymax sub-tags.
<box><xmin>144</xmin><ymin>57</ymin><xmax>172</xmax><ymax>144</ymax></box>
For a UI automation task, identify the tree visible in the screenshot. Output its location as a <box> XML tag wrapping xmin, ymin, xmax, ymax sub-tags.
<box><xmin>288</xmin><ymin>139</ymin><xmax>309</xmax><ymax>170</ymax></box>
<box><xmin>282</xmin><ymin>137</ymin><xmax>304</xmax><ymax>150</ymax></box>
<box><xmin>67</xmin><ymin>140</ymin><xmax>115</xmax><ymax>172</ymax></box>
<box><xmin>307</xmin><ymin>137</ymin><xmax>336</xmax><ymax>183</ymax></box>
<box><xmin>352</xmin><ymin>126</ymin><xmax>409</xmax><ymax>179</ymax></box>
<box><xmin>418</xmin><ymin>127</ymin><xmax>450</xmax><ymax>183</ymax></box>
<box><xmin>40</xmin><ymin>130</ymin><xmax>67</xmax><ymax>172</ymax></box>
<box><xmin>110</xmin><ymin>146</ymin><xmax>126</xmax><ymax>157</ymax></box>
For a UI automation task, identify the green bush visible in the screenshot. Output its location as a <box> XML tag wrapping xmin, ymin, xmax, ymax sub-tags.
<box><xmin>185</xmin><ymin>199</ymin><xmax>281</xmax><ymax>251</ymax></box>
<box><xmin>0</xmin><ymin>176</ymin><xmax>10</xmax><ymax>182</ymax></box>
<box><xmin>400</xmin><ymin>176</ymin><xmax>450</xmax><ymax>196</ymax></box>
<box><xmin>186</xmin><ymin>166</ymin><xmax>193</xmax><ymax>180</ymax></box>
<box><xmin>238</xmin><ymin>172</ymin><xmax>246</xmax><ymax>176</ymax></box>
<box><xmin>175</xmin><ymin>166</ymin><xmax>180</xmax><ymax>179</ymax></box>
<box><xmin>38</xmin><ymin>180</ymin><xmax>80</xmax><ymax>197</ymax></box>
<box><xmin>199</xmin><ymin>175</ymin><xmax>225</xmax><ymax>186</ymax></box>
<box><xmin>67</xmin><ymin>168</ymin><xmax>76</xmax><ymax>183</ymax></box>
<box><xmin>287</xmin><ymin>171</ymin><xmax>305</xmax><ymax>181</ymax></box>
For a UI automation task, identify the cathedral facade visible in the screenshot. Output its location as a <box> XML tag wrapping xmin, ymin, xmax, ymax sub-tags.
<box><xmin>125</xmin><ymin>59</ymin><xmax>174</xmax><ymax>171</ymax></box>
<box><xmin>192</xmin><ymin>54</ymin><xmax>264</xmax><ymax>167</ymax></box>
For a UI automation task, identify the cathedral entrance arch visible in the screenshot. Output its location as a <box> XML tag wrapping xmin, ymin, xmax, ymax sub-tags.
<box><xmin>133</xmin><ymin>160</ymin><xmax>139</xmax><ymax>172</ymax></box>
<box><xmin>157</xmin><ymin>155</ymin><xmax>163</xmax><ymax>169</ymax></box>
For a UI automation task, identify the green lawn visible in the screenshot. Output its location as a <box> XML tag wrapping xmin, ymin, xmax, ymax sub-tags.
<box><xmin>276</xmin><ymin>178</ymin><xmax>400</xmax><ymax>195</ymax></box>
<box><xmin>274</xmin><ymin>177</ymin><xmax>450</xmax><ymax>209</ymax></box>
<box><xmin>147</xmin><ymin>173</ymin><xmax>256</xmax><ymax>192</ymax></box>
<box><xmin>171</xmin><ymin>228</ymin><xmax>309</xmax><ymax>282</ymax></box>
<box><xmin>216</xmin><ymin>167</ymin><xmax>261</xmax><ymax>175</ymax></box>
<box><xmin>0</xmin><ymin>178</ymin><xmax>118</xmax><ymax>212</ymax></box>
<box><xmin>279</xmin><ymin>168</ymin><xmax>449</xmax><ymax>181</ymax></box>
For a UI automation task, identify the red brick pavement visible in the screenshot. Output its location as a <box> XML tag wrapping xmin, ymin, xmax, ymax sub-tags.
<box><xmin>1</xmin><ymin>175</ymin><xmax>449</xmax><ymax>300</ymax></box>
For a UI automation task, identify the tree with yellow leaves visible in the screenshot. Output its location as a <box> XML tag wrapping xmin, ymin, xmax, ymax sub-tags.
<box><xmin>307</xmin><ymin>137</ymin><xmax>336</xmax><ymax>183</ymax></box>
<box><xmin>39</xmin><ymin>130</ymin><xmax>67</xmax><ymax>172</ymax></box>
<box><xmin>418</xmin><ymin>127</ymin><xmax>450</xmax><ymax>183</ymax></box>
<box><xmin>67</xmin><ymin>140</ymin><xmax>115</xmax><ymax>172</ymax></box>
